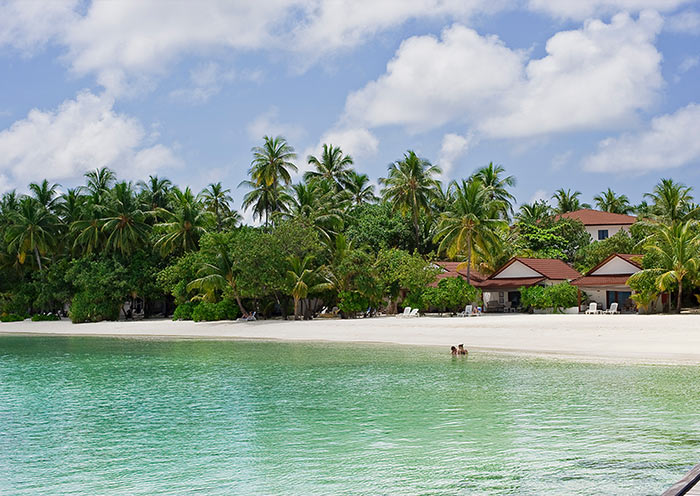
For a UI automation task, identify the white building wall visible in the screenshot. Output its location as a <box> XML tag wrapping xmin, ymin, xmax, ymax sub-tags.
<box><xmin>592</xmin><ymin>257</ymin><xmax>640</xmax><ymax>275</ymax></box>
<box><xmin>585</xmin><ymin>224</ymin><xmax>628</xmax><ymax>241</ymax></box>
<box><xmin>494</xmin><ymin>261</ymin><xmax>541</xmax><ymax>278</ymax></box>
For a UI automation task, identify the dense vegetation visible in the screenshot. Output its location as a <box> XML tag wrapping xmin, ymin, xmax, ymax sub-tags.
<box><xmin>1</xmin><ymin>136</ymin><xmax>699</xmax><ymax>322</ymax></box>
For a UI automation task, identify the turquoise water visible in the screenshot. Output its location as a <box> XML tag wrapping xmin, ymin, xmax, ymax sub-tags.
<box><xmin>1</xmin><ymin>336</ymin><xmax>699</xmax><ymax>495</ymax></box>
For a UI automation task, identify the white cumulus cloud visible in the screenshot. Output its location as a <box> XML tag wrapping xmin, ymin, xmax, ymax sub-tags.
<box><xmin>438</xmin><ymin>133</ymin><xmax>474</xmax><ymax>179</ymax></box>
<box><xmin>0</xmin><ymin>91</ymin><xmax>181</xmax><ymax>187</ymax></box>
<box><xmin>528</xmin><ymin>0</ymin><xmax>691</xmax><ymax>20</ymax></box>
<box><xmin>583</xmin><ymin>103</ymin><xmax>700</xmax><ymax>173</ymax></box>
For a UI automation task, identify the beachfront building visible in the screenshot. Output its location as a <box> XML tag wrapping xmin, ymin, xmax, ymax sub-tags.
<box><xmin>430</xmin><ymin>261</ymin><xmax>487</xmax><ymax>287</ymax></box>
<box><xmin>572</xmin><ymin>253</ymin><xmax>643</xmax><ymax>313</ymax></box>
<box><xmin>557</xmin><ymin>209</ymin><xmax>637</xmax><ymax>241</ymax></box>
<box><xmin>477</xmin><ymin>257</ymin><xmax>581</xmax><ymax>312</ymax></box>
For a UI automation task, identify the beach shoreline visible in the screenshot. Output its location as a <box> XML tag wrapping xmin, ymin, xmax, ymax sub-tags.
<box><xmin>2</xmin><ymin>314</ymin><xmax>700</xmax><ymax>365</ymax></box>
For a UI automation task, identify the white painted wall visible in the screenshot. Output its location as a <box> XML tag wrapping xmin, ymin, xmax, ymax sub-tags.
<box><xmin>494</xmin><ymin>261</ymin><xmax>541</xmax><ymax>278</ymax></box>
<box><xmin>592</xmin><ymin>256</ymin><xmax>640</xmax><ymax>275</ymax></box>
<box><xmin>585</xmin><ymin>224</ymin><xmax>628</xmax><ymax>241</ymax></box>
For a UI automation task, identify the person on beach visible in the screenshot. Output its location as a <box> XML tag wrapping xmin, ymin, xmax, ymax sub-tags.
<box><xmin>458</xmin><ymin>344</ymin><xmax>468</xmax><ymax>355</ymax></box>
<box><xmin>451</xmin><ymin>346</ymin><xmax>458</xmax><ymax>355</ymax></box>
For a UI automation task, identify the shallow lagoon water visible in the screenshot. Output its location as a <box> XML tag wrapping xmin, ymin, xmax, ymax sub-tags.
<box><xmin>1</xmin><ymin>336</ymin><xmax>699</xmax><ymax>495</ymax></box>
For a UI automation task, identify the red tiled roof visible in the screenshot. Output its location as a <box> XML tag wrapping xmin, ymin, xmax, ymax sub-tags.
<box><xmin>489</xmin><ymin>257</ymin><xmax>581</xmax><ymax>281</ymax></box>
<box><xmin>433</xmin><ymin>261</ymin><xmax>487</xmax><ymax>282</ymax></box>
<box><xmin>572</xmin><ymin>275</ymin><xmax>633</xmax><ymax>287</ymax></box>
<box><xmin>475</xmin><ymin>277</ymin><xmax>546</xmax><ymax>289</ymax></box>
<box><xmin>557</xmin><ymin>209</ymin><xmax>636</xmax><ymax>226</ymax></box>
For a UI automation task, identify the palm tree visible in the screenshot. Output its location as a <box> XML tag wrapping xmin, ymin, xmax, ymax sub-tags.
<box><xmin>644</xmin><ymin>178</ymin><xmax>698</xmax><ymax>223</ymax></box>
<box><xmin>434</xmin><ymin>179</ymin><xmax>507</xmax><ymax>282</ymax></box>
<box><xmin>285</xmin><ymin>254</ymin><xmax>322</xmax><ymax>320</ymax></box>
<box><xmin>239</xmin><ymin>180</ymin><xmax>291</xmax><ymax>227</ymax></box>
<box><xmin>199</xmin><ymin>182</ymin><xmax>234</xmax><ymax>232</ymax></box>
<box><xmin>305</xmin><ymin>144</ymin><xmax>353</xmax><ymax>190</ymax></box>
<box><xmin>101</xmin><ymin>182</ymin><xmax>151</xmax><ymax>255</ymax></box>
<box><xmin>516</xmin><ymin>200</ymin><xmax>552</xmax><ymax>224</ymax></box>
<box><xmin>552</xmin><ymin>188</ymin><xmax>590</xmax><ymax>213</ymax></box>
<box><xmin>283</xmin><ymin>181</ymin><xmax>344</xmax><ymax>243</ymax></box>
<box><xmin>138</xmin><ymin>175</ymin><xmax>172</xmax><ymax>211</ymax></box>
<box><xmin>248</xmin><ymin>135</ymin><xmax>297</xmax><ymax>188</ymax></box>
<box><xmin>629</xmin><ymin>220</ymin><xmax>700</xmax><ymax>313</ymax></box>
<box><xmin>84</xmin><ymin>167</ymin><xmax>116</xmax><ymax>200</ymax></box>
<box><xmin>5</xmin><ymin>198</ymin><xmax>59</xmax><ymax>270</ymax></box>
<box><xmin>28</xmin><ymin>179</ymin><xmax>61</xmax><ymax>211</ymax></box>
<box><xmin>593</xmin><ymin>188</ymin><xmax>633</xmax><ymax>214</ymax></box>
<box><xmin>472</xmin><ymin>162</ymin><xmax>516</xmax><ymax>218</ymax></box>
<box><xmin>380</xmin><ymin>150</ymin><xmax>441</xmax><ymax>249</ymax></box>
<box><xmin>154</xmin><ymin>187</ymin><xmax>209</xmax><ymax>256</ymax></box>
<box><xmin>344</xmin><ymin>171</ymin><xmax>377</xmax><ymax>206</ymax></box>
<box><xmin>56</xmin><ymin>188</ymin><xmax>85</xmax><ymax>225</ymax></box>
<box><xmin>187</xmin><ymin>234</ymin><xmax>248</xmax><ymax>316</ymax></box>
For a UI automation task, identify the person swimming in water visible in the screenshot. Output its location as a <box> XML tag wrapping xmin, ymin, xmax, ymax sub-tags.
<box><xmin>451</xmin><ymin>346</ymin><xmax>458</xmax><ymax>355</ymax></box>
<box><xmin>458</xmin><ymin>344</ymin><xmax>468</xmax><ymax>355</ymax></box>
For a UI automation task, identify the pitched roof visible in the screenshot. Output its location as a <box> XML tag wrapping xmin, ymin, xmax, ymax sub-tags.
<box><xmin>475</xmin><ymin>277</ymin><xmax>546</xmax><ymax>290</ymax></box>
<box><xmin>586</xmin><ymin>253</ymin><xmax>643</xmax><ymax>275</ymax></box>
<box><xmin>557</xmin><ymin>209</ymin><xmax>637</xmax><ymax>226</ymax></box>
<box><xmin>433</xmin><ymin>261</ymin><xmax>487</xmax><ymax>282</ymax></box>
<box><xmin>571</xmin><ymin>275</ymin><xmax>633</xmax><ymax>287</ymax></box>
<box><xmin>489</xmin><ymin>257</ymin><xmax>581</xmax><ymax>281</ymax></box>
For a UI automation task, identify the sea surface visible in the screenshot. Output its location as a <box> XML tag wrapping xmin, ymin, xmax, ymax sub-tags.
<box><xmin>1</xmin><ymin>335</ymin><xmax>699</xmax><ymax>495</ymax></box>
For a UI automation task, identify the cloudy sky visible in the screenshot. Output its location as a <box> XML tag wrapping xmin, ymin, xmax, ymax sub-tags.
<box><xmin>0</xmin><ymin>0</ymin><xmax>699</xmax><ymax>213</ymax></box>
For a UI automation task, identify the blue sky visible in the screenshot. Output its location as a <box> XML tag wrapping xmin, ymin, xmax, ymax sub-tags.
<box><xmin>0</xmin><ymin>1</ymin><xmax>699</xmax><ymax>219</ymax></box>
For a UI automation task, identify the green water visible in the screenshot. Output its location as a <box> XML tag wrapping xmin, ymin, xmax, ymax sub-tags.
<box><xmin>1</xmin><ymin>336</ymin><xmax>699</xmax><ymax>495</ymax></box>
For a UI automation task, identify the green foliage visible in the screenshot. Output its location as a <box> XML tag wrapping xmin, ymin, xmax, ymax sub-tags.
<box><xmin>628</xmin><ymin>271</ymin><xmax>660</xmax><ymax>313</ymax></box>
<box><xmin>345</xmin><ymin>203</ymin><xmax>413</xmax><ymax>252</ymax></box>
<box><xmin>191</xmin><ymin>299</ymin><xmax>240</xmax><ymax>322</ymax></box>
<box><xmin>574</xmin><ymin>230</ymin><xmax>636</xmax><ymax>273</ymax></box>
<box><xmin>31</xmin><ymin>313</ymin><xmax>60</xmax><ymax>321</ymax></box>
<box><xmin>337</xmin><ymin>291</ymin><xmax>369</xmax><ymax>317</ymax></box>
<box><xmin>0</xmin><ymin>313</ymin><xmax>27</xmax><ymax>322</ymax></box>
<box><xmin>69</xmin><ymin>291</ymin><xmax>120</xmax><ymax>323</ymax></box>
<box><xmin>520</xmin><ymin>282</ymin><xmax>578</xmax><ymax>312</ymax></box>
<box><xmin>66</xmin><ymin>255</ymin><xmax>129</xmax><ymax>323</ymax></box>
<box><xmin>516</xmin><ymin>218</ymin><xmax>589</xmax><ymax>263</ymax></box>
<box><xmin>374</xmin><ymin>248</ymin><xmax>439</xmax><ymax>305</ymax></box>
<box><xmin>421</xmin><ymin>277</ymin><xmax>481</xmax><ymax>313</ymax></box>
<box><xmin>157</xmin><ymin>251</ymin><xmax>203</xmax><ymax>304</ymax></box>
<box><xmin>173</xmin><ymin>301</ymin><xmax>197</xmax><ymax>320</ymax></box>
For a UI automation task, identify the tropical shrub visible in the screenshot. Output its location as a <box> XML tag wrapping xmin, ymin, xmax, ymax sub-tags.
<box><xmin>69</xmin><ymin>291</ymin><xmax>121</xmax><ymax>323</ymax></box>
<box><xmin>31</xmin><ymin>313</ymin><xmax>60</xmax><ymax>321</ymax></box>
<box><xmin>173</xmin><ymin>301</ymin><xmax>198</xmax><ymax>320</ymax></box>
<box><xmin>191</xmin><ymin>299</ymin><xmax>240</xmax><ymax>322</ymax></box>
<box><xmin>628</xmin><ymin>271</ymin><xmax>659</xmax><ymax>314</ymax></box>
<box><xmin>520</xmin><ymin>282</ymin><xmax>578</xmax><ymax>312</ymax></box>
<box><xmin>0</xmin><ymin>313</ymin><xmax>27</xmax><ymax>322</ymax></box>
<box><xmin>337</xmin><ymin>290</ymin><xmax>369</xmax><ymax>317</ymax></box>
<box><xmin>574</xmin><ymin>230</ymin><xmax>635</xmax><ymax>273</ymax></box>
<box><xmin>421</xmin><ymin>277</ymin><xmax>481</xmax><ymax>313</ymax></box>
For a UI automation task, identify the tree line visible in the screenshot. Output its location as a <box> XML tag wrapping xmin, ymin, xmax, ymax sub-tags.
<box><xmin>1</xmin><ymin>135</ymin><xmax>698</xmax><ymax>322</ymax></box>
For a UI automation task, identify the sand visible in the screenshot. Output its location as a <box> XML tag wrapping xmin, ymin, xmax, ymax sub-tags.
<box><xmin>2</xmin><ymin>313</ymin><xmax>700</xmax><ymax>365</ymax></box>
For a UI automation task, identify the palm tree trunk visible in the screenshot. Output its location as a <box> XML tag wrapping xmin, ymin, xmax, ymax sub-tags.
<box><xmin>34</xmin><ymin>246</ymin><xmax>43</xmax><ymax>271</ymax></box>
<box><xmin>294</xmin><ymin>297</ymin><xmax>300</xmax><ymax>320</ymax></box>
<box><xmin>466</xmin><ymin>235</ymin><xmax>472</xmax><ymax>284</ymax></box>
<box><xmin>413</xmin><ymin>210</ymin><xmax>420</xmax><ymax>251</ymax></box>
<box><xmin>676</xmin><ymin>281</ymin><xmax>683</xmax><ymax>314</ymax></box>
<box><xmin>234</xmin><ymin>293</ymin><xmax>247</xmax><ymax>317</ymax></box>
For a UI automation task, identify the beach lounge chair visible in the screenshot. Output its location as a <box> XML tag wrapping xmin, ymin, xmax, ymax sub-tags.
<box><xmin>459</xmin><ymin>305</ymin><xmax>473</xmax><ymax>317</ymax></box>
<box><xmin>246</xmin><ymin>311</ymin><xmax>257</xmax><ymax>321</ymax></box>
<box><xmin>585</xmin><ymin>303</ymin><xmax>600</xmax><ymax>314</ymax></box>
<box><xmin>407</xmin><ymin>308</ymin><xmax>419</xmax><ymax>318</ymax></box>
<box><xmin>605</xmin><ymin>302</ymin><xmax>619</xmax><ymax>315</ymax></box>
<box><xmin>397</xmin><ymin>307</ymin><xmax>411</xmax><ymax>318</ymax></box>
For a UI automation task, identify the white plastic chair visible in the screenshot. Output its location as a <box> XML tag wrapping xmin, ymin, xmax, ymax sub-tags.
<box><xmin>408</xmin><ymin>308</ymin><xmax>419</xmax><ymax>317</ymax></box>
<box><xmin>605</xmin><ymin>302</ymin><xmax>619</xmax><ymax>314</ymax></box>
<box><xmin>397</xmin><ymin>307</ymin><xmax>411</xmax><ymax>317</ymax></box>
<box><xmin>585</xmin><ymin>302</ymin><xmax>599</xmax><ymax>314</ymax></box>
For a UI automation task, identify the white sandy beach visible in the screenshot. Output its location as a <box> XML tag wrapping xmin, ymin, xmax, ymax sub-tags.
<box><xmin>2</xmin><ymin>314</ymin><xmax>700</xmax><ymax>365</ymax></box>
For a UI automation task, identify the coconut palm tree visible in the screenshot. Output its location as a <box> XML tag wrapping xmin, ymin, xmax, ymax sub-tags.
<box><xmin>472</xmin><ymin>162</ymin><xmax>516</xmax><ymax>218</ymax></box>
<box><xmin>629</xmin><ymin>220</ymin><xmax>700</xmax><ymax>313</ymax></box>
<box><xmin>199</xmin><ymin>182</ymin><xmax>234</xmax><ymax>232</ymax></box>
<box><xmin>5</xmin><ymin>197</ymin><xmax>60</xmax><ymax>270</ymax></box>
<box><xmin>380</xmin><ymin>150</ymin><xmax>441</xmax><ymax>249</ymax></box>
<box><xmin>239</xmin><ymin>180</ymin><xmax>291</xmax><ymax>227</ymax></box>
<box><xmin>552</xmin><ymin>188</ymin><xmax>590</xmax><ymax>213</ymax></box>
<box><xmin>28</xmin><ymin>179</ymin><xmax>61</xmax><ymax>212</ymax></box>
<box><xmin>516</xmin><ymin>200</ymin><xmax>552</xmax><ymax>224</ymax></box>
<box><xmin>187</xmin><ymin>234</ymin><xmax>248</xmax><ymax>316</ymax></box>
<box><xmin>304</xmin><ymin>144</ymin><xmax>353</xmax><ymax>190</ymax></box>
<box><xmin>84</xmin><ymin>167</ymin><xmax>116</xmax><ymax>201</ymax></box>
<box><xmin>138</xmin><ymin>175</ymin><xmax>172</xmax><ymax>211</ymax></box>
<box><xmin>248</xmin><ymin>135</ymin><xmax>297</xmax><ymax>188</ymax></box>
<box><xmin>154</xmin><ymin>187</ymin><xmax>209</xmax><ymax>256</ymax></box>
<box><xmin>593</xmin><ymin>188</ymin><xmax>633</xmax><ymax>214</ymax></box>
<box><xmin>101</xmin><ymin>182</ymin><xmax>151</xmax><ymax>255</ymax></box>
<box><xmin>434</xmin><ymin>179</ymin><xmax>507</xmax><ymax>282</ymax></box>
<box><xmin>57</xmin><ymin>188</ymin><xmax>85</xmax><ymax>225</ymax></box>
<box><xmin>283</xmin><ymin>181</ymin><xmax>344</xmax><ymax>243</ymax></box>
<box><xmin>285</xmin><ymin>254</ymin><xmax>323</xmax><ymax>320</ymax></box>
<box><xmin>344</xmin><ymin>171</ymin><xmax>377</xmax><ymax>207</ymax></box>
<box><xmin>644</xmin><ymin>178</ymin><xmax>698</xmax><ymax>223</ymax></box>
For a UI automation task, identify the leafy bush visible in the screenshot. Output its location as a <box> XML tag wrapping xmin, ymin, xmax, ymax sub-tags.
<box><xmin>191</xmin><ymin>300</ymin><xmax>240</xmax><ymax>322</ymax></box>
<box><xmin>173</xmin><ymin>301</ymin><xmax>197</xmax><ymax>320</ymax></box>
<box><xmin>31</xmin><ymin>313</ymin><xmax>60</xmax><ymax>322</ymax></box>
<box><xmin>574</xmin><ymin>230</ymin><xmax>636</xmax><ymax>273</ymax></box>
<box><xmin>420</xmin><ymin>277</ymin><xmax>481</xmax><ymax>313</ymax></box>
<box><xmin>628</xmin><ymin>270</ymin><xmax>660</xmax><ymax>314</ymax></box>
<box><xmin>0</xmin><ymin>313</ymin><xmax>27</xmax><ymax>322</ymax></box>
<box><xmin>69</xmin><ymin>291</ymin><xmax>120</xmax><ymax>324</ymax></box>
<box><xmin>520</xmin><ymin>282</ymin><xmax>578</xmax><ymax>312</ymax></box>
<box><xmin>337</xmin><ymin>291</ymin><xmax>369</xmax><ymax>317</ymax></box>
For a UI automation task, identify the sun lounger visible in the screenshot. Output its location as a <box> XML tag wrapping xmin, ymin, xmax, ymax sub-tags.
<box><xmin>604</xmin><ymin>302</ymin><xmax>619</xmax><ymax>315</ymax></box>
<box><xmin>585</xmin><ymin>303</ymin><xmax>600</xmax><ymax>314</ymax></box>
<box><xmin>407</xmin><ymin>308</ymin><xmax>419</xmax><ymax>317</ymax></box>
<box><xmin>458</xmin><ymin>305</ymin><xmax>473</xmax><ymax>317</ymax></box>
<box><xmin>397</xmin><ymin>307</ymin><xmax>411</xmax><ymax>318</ymax></box>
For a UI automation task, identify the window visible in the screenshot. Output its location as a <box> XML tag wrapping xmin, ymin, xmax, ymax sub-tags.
<box><xmin>498</xmin><ymin>291</ymin><xmax>505</xmax><ymax>304</ymax></box>
<box><xmin>598</xmin><ymin>229</ymin><xmax>609</xmax><ymax>240</ymax></box>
